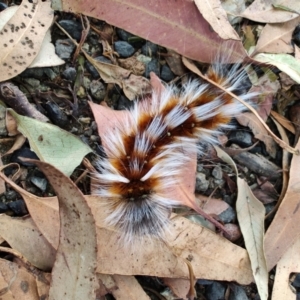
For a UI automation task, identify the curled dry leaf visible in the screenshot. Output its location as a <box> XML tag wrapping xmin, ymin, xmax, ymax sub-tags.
<box><xmin>236</xmin><ymin>113</ymin><xmax>277</xmax><ymax>158</ymax></box>
<box><xmin>236</xmin><ymin>178</ymin><xmax>268</xmax><ymax>300</ymax></box>
<box><xmin>53</xmin><ymin>0</ymin><xmax>247</xmax><ymax>63</ymax></box>
<box><xmin>0</xmin><ymin>0</ymin><xmax>54</xmax><ymax>81</ymax></box>
<box><xmin>194</xmin><ymin>0</ymin><xmax>240</xmax><ymax>40</ymax></box>
<box><xmin>264</xmin><ymin>139</ymin><xmax>300</xmax><ymax>270</ymax></box>
<box><xmin>29</xmin><ymin>160</ymin><xmax>98</xmax><ymax>300</ymax></box>
<box><xmin>0</xmin><ymin>171</ymin><xmax>254</xmax><ymax>284</ymax></box>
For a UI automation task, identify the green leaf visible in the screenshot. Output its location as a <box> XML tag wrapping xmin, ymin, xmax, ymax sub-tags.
<box><xmin>254</xmin><ymin>53</ymin><xmax>300</xmax><ymax>83</ymax></box>
<box><xmin>9</xmin><ymin>109</ymin><xmax>92</xmax><ymax>176</ymax></box>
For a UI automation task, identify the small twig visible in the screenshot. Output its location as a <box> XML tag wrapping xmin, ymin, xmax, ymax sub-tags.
<box><xmin>73</xmin><ymin>15</ymin><xmax>90</xmax><ymax>63</ymax></box>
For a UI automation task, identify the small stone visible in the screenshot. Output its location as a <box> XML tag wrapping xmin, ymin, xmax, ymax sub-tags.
<box><xmin>205</xmin><ymin>282</ymin><xmax>226</xmax><ymax>300</ymax></box>
<box><xmin>30</xmin><ymin>176</ymin><xmax>48</xmax><ymax>192</ymax></box>
<box><xmin>117</xmin><ymin>28</ymin><xmax>135</xmax><ymax>41</ymax></box>
<box><xmin>229</xmin><ymin>130</ymin><xmax>253</xmax><ymax>147</ymax></box>
<box><xmin>7</xmin><ymin>199</ymin><xmax>28</xmax><ymax>216</ymax></box>
<box><xmin>0</xmin><ymin>202</ymin><xmax>8</xmax><ymax>213</ymax></box>
<box><xmin>114</xmin><ymin>41</ymin><xmax>135</xmax><ymax>58</ymax></box>
<box><xmin>223</xmin><ymin>223</ymin><xmax>242</xmax><ymax>242</ymax></box>
<box><xmin>0</xmin><ymin>2</ymin><xmax>8</xmax><ymax>11</ymax></box>
<box><xmin>160</xmin><ymin>64</ymin><xmax>175</xmax><ymax>82</ymax></box>
<box><xmin>141</xmin><ymin>41</ymin><xmax>158</xmax><ymax>56</ymax></box>
<box><xmin>44</xmin><ymin>101</ymin><xmax>69</xmax><ymax>128</ymax></box>
<box><xmin>136</xmin><ymin>54</ymin><xmax>152</xmax><ymax>65</ymax></box>
<box><xmin>63</xmin><ymin>67</ymin><xmax>77</xmax><ymax>81</ymax></box>
<box><xmin>5</xmin><ymin>190</ymin><xmax>17</xmax><ymax>201</ymax></box>
<box><xmin>212</xmin><ymin>165</ymin><xmax>223</xmax><ymax>179</ymax></box>
<box><xmin>144</xmin><ymin>58</ymin><xmax>160</xmax><ymax>78</ymax></box>
<box><xmin>228</xmin><ymin>284</ymin><xmax>248</xmax><ymax>300</ymax></box>
<box><xmin>44</xmin><ymin>68</ymin><xmax>57</xmax><ymax>80</ymax></box>
<box><xmin>218</xmin><ymin>206</ymin><xmax>236</xmax><ymax>223</ymax></box>
<box><xmin>55</xmin><ymin>39</ymin><xmax>75</xmax><ymax>60</ymax></box>
<box><xmin>90</xmin><ymin>80</ymin><xmax>106</xmax><ymax>101</ymax></box>
<box><xmin>58</xmin><ymin>20</ymin><xmax>83</xmax><ymax>41</ymax></box>
<box><xmin>195</xmin><ymin>173</ymin><xmax>209</xmax><ymax>192</ymax></box>
<box><xmin>21</xmin><ymin>68</ymin><xmax>44</xmax><ymax>79</ymax></box>
<box><xmin>117</xmin><ymin>96</ymin><xmax>134</xmax><ymax>110</ymax></box>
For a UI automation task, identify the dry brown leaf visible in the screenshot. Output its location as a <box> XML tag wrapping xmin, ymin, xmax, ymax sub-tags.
<box><xmin>111</xmin><ymin>275</ymin><xmax>150</xmax><ymax>300</ymax></box>
<box><xmin>236</xmin><ymin>112</ymin><xmax>277</xmax><ymax>158</ymax></box>
<box><xmin>53</xmin><ymin>0</ymin><xmax>247</xmax><ymax>63</ymax></box>
<box><xmin>195</xmin><ymin>194</ymin><xmax>230</xmax><ymax>216</ymax></box>
<box><xmin>0</xmin><ymin>214</ymin><xmax>56</xmax><ymax>271</ymax></box>
<box><xmin>270</xmin><ymin>110</ymin><xmax>295</xmax><ymax>134</ymax></box>
<box><xmin>163</xmin><ymin>278</ymin><xmax>190</xmax><ymax>300</ymax></box>
<box><xmin>194</xmin><ymin>0</ymin><xmax>240</xmax><ymax>40</ymax></box>
<box><xmin>254</xmin><ymin>16</ymin><xmax>300</xmax><ymax>55</ymax></box>
<box><xmin>241</xmin><ymin>0</ymin><xmax>299</xmax><ymax>23</ymax></box>
<box><xmin>0</xmin><ymin>171</ymin><xmax>253</xmax><ymax>284</ymax></box>
<box><xmin>84</xmin><ymin>53</ymin><xmax>151</xmax><ymax>100</ymax></box>
<box><xmin>27</xmin><ymin>161</ymin><xmax>98</xmax><ymax>300</ymax></box>
<box><xmin>2</xmin><ymin>134</ymin><xmax>26</xmax><ymax>157</ymax></box>
<box><xmin>271</xmin><ymin>236</ymin><xmax>300</xmax><ymax>299</ymax></box>
<box><xmin>165</xmin><ymin>49</ymin><xmax>186</xmax><ymax>76</ymax></box>
<box><xmin>0</xmin><ymin>0</ymin><xmax>54</xmax><ymax>81</ymax></box>
<box><xmin>0</xmin><ymin>258</ymin><xmax>41</xmax><ymax>299</ymax></box>
<box><xmin>264</xmin><ymin>139</ymin><xmax>300</xmax><ymax>271</ymax></box>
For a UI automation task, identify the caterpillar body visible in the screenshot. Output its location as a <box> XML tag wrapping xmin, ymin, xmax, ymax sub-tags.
<box><xmin>93</xmin><ymin>61</ymin><xmax>254</xmax><ymax>244</ymax></box>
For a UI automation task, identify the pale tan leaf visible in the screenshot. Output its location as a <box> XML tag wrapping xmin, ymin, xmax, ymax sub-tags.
<box><xmin>236</xmin><ymin>112</ymin><xmax>277</xmax><ymax>158</ymax></box>
<box><xmin>236</xmin><ymin>178</ymin><xmax>268</xmax><ymax>300</ymax></box>
<box><xmin>0</xmin><ymin>214</ymin><xmax>55</xmax><ymax>271</ymax></box>
<box><xmin>28</xmin><ymin>161</ymin><xmax>98</xmax><ymax>300</ymax></box>
<box><xmin>0</xmin><ymin>258</ymin><xmax>40</xmax><ymax>299</ymax></box>
<box><xmin>0</xmin><ymin>6</ymin><xmax>18</xmax><ymax>30</ymax></box>
<box><xmin>254</xmin><ymin>16</ymin><xmax>300</xmax><ymax>55</ymax></box>
<box><xmin>111</xmin><ymin>275</ymin><xmax>150</xmax><ymax>300</ymax></box>
<box><xmin>163</xmin><ymin>278</ymin><xmax>190</xmax><ymax>300</ymax></box>
<box><xmin>241</xmin><ymin>0</ymin><xmax>299</xmax><ymax>23</ymax></box>
<box><xmin>194</xmin><ymin>0</ymin><xmax>240</xmax><ymax>40</ymax></box>
<box><xmin>213</xmin><ymin>145</ymin><xmax>238</xmax><ymax>175</ymax></box>
<box><xmin>0</xmin><ymin>0</ymin><xmax>54</xmax><ymax>81</ymax></box>
<box><xmin>271</xmin><ymin>236</ymin><xmax>300</xmax><ymax>299</ymax></box>
<box><xmin>29</xmin><ymin>30</ymin><xmax>65</xmax><ymax>68</ymax></box>
<box><xmin>264</xmin><ymin>139</ymin><xmax>300</xmax><ymax>271</ymax></box>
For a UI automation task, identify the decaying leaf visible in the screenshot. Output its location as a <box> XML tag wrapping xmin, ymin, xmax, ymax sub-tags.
<box><xmin>0</xmin><ymin>0</ymin><xmax>54</xmax><ymax>81</ymax></box>
<box><xmin>52</xmin><ymin>0</ymin><xmax>247</xmax><ymax>63</ymax></box>
<box><xmin>194</xmin><ymin>0</ymin><xmax>240</xmax><ymax>40</ymax></box>
<box><xmin>29</xmin><ymin>161</ymin><xmax>98</xmax><ymax>300</ymax></box>
<box><xmin>236</xmin><ymin>112</ymin><xmax>277</xmax><ymax>158</ymax></box>
<box><xmin>265</xmin><ymin>139</ymin><xmax>300</xmax><ymax>271</ymax></box>
<box><xmin>236</xmin><ymin>178</ymin><xmax>268</xmax><ymax>300</ymax></box>
<box><xmin>0</xmin><ymin>214</ymin><xmax>56</xmax><ymax>271</ymax></box>
<box><xmin>0</xmin><ymin>170</ymin><xmax>254</xmax><ymax>284</ymax></box>
<box><xmin>8</xmin><ymin>109</ymin><xmax>92</xmax><ymax>176</ymax></box>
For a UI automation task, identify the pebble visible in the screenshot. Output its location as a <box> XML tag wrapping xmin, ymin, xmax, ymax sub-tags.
<box><xmin>229</xmin><ymin>130</ymin><xmax>253</xmax><ymax>147</ymax></box>
<box><xmin>117</xmin><ymin>95</ymin><xmax>134</xmax><ymax>110</ymax></box>
<box><xmin>90</xmin><ymin>80</ymin><xmax>106</xmax><ymax>101</ymax></box>
<box><xmin>205</xmin><ymin>281</ymin><xmax>226</xmax><ymax>300</ymax></box>
<box><xmin>0</xmin><ymin>202</ymin><xmax>8</xmax><ymax>213</ymax></box>
<box><xmin>58</xmin><ymin>19</ymin><xmax>83</xmax><ymax>41</ymax></box>
<box><xmin>212</xmin><ymin>165</ymin><xmax>223</xmax><ymax>179</ymax></box>
<box><xmin>0</xmin><ymin>2</ymin><xmax>7</xmax><ymax>11</ymax></box>
<box><xmin>55</xmin><ymin>39</ymin><xmax>76</xmax><ymax>60</ymax></box>
<box><xmin>44</xmin><ymin>101</ymin><xmax>69</xmax><ymax>128</ymax></box>
<box><xmin>7</xmin><ymin>199</ymin><xmax>28</xmax><ymax>216</ymax></box>
<box><xmin>85</xmin><ymin>56</ymin><xmax>112</xmax><ymax>79</ymax></box>
<box><xmin>43</xmin><ymin>68</ymin><xmax>58</xmax><ymax>80</ymax></box>
<box><xmin>144</xmin><ymin>58</ymin><xmax>160</xmax><ymax>78</ymax></box>
<box><xmin>20</xmin><ymin>68</ymin><xmax>44</xmax><ymax>79</ymax></box>
<box><xmin>117</xmin><ymin>28</ymin><xmax>135</xmax><ymax>41</ymax></box>
<box><xmin>63</xmin><ymin>67</ymin><xmax>77</xmax><ymax>81</ymax></box>
<box><xmin>10</xmin><ymin>148</ymin><xmax>39</xmax><ymax>167</ymax></box>
<box><xmin>228</xmin><ymin>284</ymin><xmax>248</xmax><ymax>300</ymax></box>
<box><xmin>160</xmin><ymin>64</ymin><xmax>175</xmax><ymax>82</ymax></box>
<box><xmin>114</xmin><ymin>41</ymin><xmax>135</xmax><ymax>58</ymax></box>
<box><xmin>218</xmin><ymin>206</ymin><xmax>236</xmax><ymax>223</ymax></box>
<box><xmin>5</xmin><ymin>190</ymin><xmax>17</xmax><ymax>201</ymax></box>
<box><xmin>141</xmin><ymin>41</ymin><xmax>158</xmax><ymax>56</ymax></box>
<box><xmin>195</xmin><ymin>173</ymin><xmax>209</xmax><ymax>192</ymax></box>
<box><xmin>30</xmin><ymin>175</ymin><xmax>48</xmax><ymax>192</ymax></box>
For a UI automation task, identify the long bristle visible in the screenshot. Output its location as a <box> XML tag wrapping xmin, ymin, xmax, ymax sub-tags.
<box><xmin>93</xmin><ymin>61</ymin><xmax>254</xmax><ymax>244</ymax></box>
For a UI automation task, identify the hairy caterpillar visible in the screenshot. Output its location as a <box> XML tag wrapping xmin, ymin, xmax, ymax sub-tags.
<box><xmin>92</xmin><ymin>61</ymin><xmax>254</xmax><ymax>244</ymax></box>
